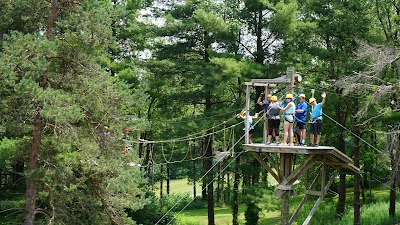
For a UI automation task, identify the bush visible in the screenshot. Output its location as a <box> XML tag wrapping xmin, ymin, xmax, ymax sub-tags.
<box><xmin>160</xmin><ymin>193</ymin><xmax>205</xmax><ymax>212</ymax></box>
<box><xmin>127</xmin><ymin>195</ymin><xmax>174</xmax><ymax>225</ymax></box>
<box><xmin>174</xmin><ymin>214</ymin><xmax>203</xmax><ymax>225</ymax></box>
<box><xmin>294</xmin><ymin>200</ymin><xmax>400</xmax><ymax>225</ymax></box>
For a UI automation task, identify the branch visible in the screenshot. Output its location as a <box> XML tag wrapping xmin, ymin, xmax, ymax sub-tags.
<box><xmin>88</xmin><ymin>176</ymin><xmax>123</xmax><ymax>225</ymax></box>
<box><xmin>236</xmin><ymin>41</ymin><xmax>256</xmax><ymax>58</ymax></box>
<box><xmin>356</xmin><ymin>109</ymin><xmax>400</xmax><ymax>126</ymax></box>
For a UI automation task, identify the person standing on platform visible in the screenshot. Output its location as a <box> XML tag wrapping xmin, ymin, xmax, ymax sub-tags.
<box><xmin>308</xmin><ymin>92</ymin><xmax>326</xmax><ymax>147</ymax></box>
<box><xmin>257</xmin><ymin>93</ymin><xmax>273</xmax><ymax>138</ymax></box>
<box><xmin>278</xmin><ymin>94</ymin><xmax>296</xmax><ymax>146</ymax></box>
<box><xmin>238</xmin><ymin>110</ymin><xmax>259</xmax><ymax>144</ymax></box>
<box><xmin>257</xmin><ymin>92</ymin><xmax>272</xmax><ymax>112</ymax></box>
<box><xmin>266</xmin><ymin>96</ymin><xmax>281</xmax><ymax>145</ymax></box>
<box><xmin>295</xmin><ymin>94</ymin><xmax>308</xmax><ymax>146</ymax></box>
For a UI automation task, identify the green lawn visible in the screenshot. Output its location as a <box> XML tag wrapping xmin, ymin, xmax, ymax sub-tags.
<box><xmin>175</xmin><ymin>206</ymin><xmax>247</xmax><ymax>225</ymax></box>
<box><xmin>155</xmin><ymin>179</ymin><xmax>203</xmax><ymax>196</ymax></box>
<box><xmin>155</xmin><ymin>172</ymin><xmax>277</xmax><ymax>196</ymax></box>
<box><xmin>155</xmin><ymin>179</ymin><xmax>398</xmax><ymax>225</ymax></box>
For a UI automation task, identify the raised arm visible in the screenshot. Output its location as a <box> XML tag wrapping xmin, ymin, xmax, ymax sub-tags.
<box><xmin>257</xmin><ymin>93</ymin><xmax>264</xmax><ymax>106</ymax></box>
<box><xmin>252</xmin><ymin>113</ymin><xmax>259</xmax><ymax>119</ymax></box>
<box><xmin>321</xmin><ymin>92</ymin><xmax>326</xmax><ymax>106</ymax></box>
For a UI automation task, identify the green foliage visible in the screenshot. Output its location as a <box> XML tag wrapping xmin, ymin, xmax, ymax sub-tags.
<box><xmin>0</xmin><ymin>197</ymin><xmax>25</xmax><ymax>224</ymax></box>
<box><xmin>0</xmin><ymin>137</ymin><xmax>19</xmax><ymax>168</ymax></box>
<box><xmin>160</xmin><ymin>193</ymin><xmax>205</xmax><ymax>212</ymax></box>
<box><xmin>0</xmin><ymin>1</ymin><xmax>153</xmax><ymax>224</ymax></box>
<box><xmin>294</xmin><ymin>200</ymin><xmax>400</xmax><ymax>225</ymax></box>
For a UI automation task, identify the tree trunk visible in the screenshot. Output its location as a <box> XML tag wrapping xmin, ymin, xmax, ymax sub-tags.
<box><xmin>24</xmin><ymin>1</ymin><xmax>59</xmax><ymax>224</ymax></box>
<box><xmin>255</xmin><ymin>8</ymin><xmax>264</xmax><ymax>64</ymax></box>
<box><xmin>144</xmin><ymin>142</ymin><xmax>152</xmax><ymax>175</ymax></box>
<box><xmin>202</xmin><ymin>140</ymin><xmax>207</xmax><ymax>201</ymax></box>
<box><xmin>220</xmin><ymin>163</ymin><xmax>225</xmax><ymax>206</ymax></box>
<box><xmin>217</xmin><ymin>164</ymin><xmax>221</xmax><ymax>206</ymax></box>
<box><xmin>232</xmin><ymin>153</ymin><xmax>240</xmax><ymax>225</ymax></box>
<box><xmin>353</xmin><ymin>100</ymin><xmax>361</xmax><ymax>225</ymax></box>
<box><xmin>160</xmin><ymin>164</ymin><xmax>163</xmax><ymax>198</ymax></box>
<box><xmin>388</xmin><ymin>129</ymin><xmax>399</xmax><ymax>217</ymax></box>
<box><xmin>360</xmin><ymin>177</ymin><xmax>365</xmax><ymax>204</ymax></box>
<box><xmin>166</xmin><ymin>163</ymin><xmax>170</xmax><ymax>195</ymax></box>
<box><xmin>204</xmin><ymin>92</ymin><xmax>215</xmax><ymax>225</ymax></box>
<box><xmin>193</xmin><ymin>160</ymin><xmax>197</xmax><ymax>200</ymax></box>
<box><xmin>336</xmin><ymin>102</ymin><xmax>347</xmax><ymax>219</ymax></box>
<box><xmin>46</xmin><ymin>0</ymin><xmax>59</xmax><ymax>39</ymax></box>
<box><xmin>24</xmin><ymin>115</ymin><xmax>43</xmax><ymax>225</ymax></box>
<box><xmin>203</xmin><ymin>131</ymin><xmax>214</xmax><ymax>225</ymax></box>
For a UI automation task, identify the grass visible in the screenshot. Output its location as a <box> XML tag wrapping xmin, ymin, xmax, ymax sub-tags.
<box><xmin>175</xmin><ymin>205</ymin><xmax>246</xmax><ymax>225</ymax></box>
<box><xmin>155</xmin><ymin>179</ymin><xmax>203</xmax><ymax>196</ymax></box>
<box><xmin>156</xmin><ymin>179</ymin><xmax>399</xmax><ymax>225</ymax></box>
<box><xmin>155</xmin><ymin>172</ymin><xmax>278</xmax><ymax>196</ymax></box>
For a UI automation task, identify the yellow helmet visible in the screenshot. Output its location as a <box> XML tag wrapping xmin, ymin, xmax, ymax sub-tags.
<box><xmin>286</xmin><ymin>93</ymin><xmax>294</xmax><ymax>99</ymax></box>
<box><xmin>271</xmin><ymin>96</ymin><xmax>278</xmax><ymax>101</ymax></box>
<box><xmin>309</xmin><ymin>97</ymin><xmax>316</xmax><ymax>103</ymax></box>
<box><xmin>299</xmin><ymin>94</ymin><xmax>305</xmax><ymax>98</ymax></box>
<box><xmin>240</xmin><ymin>110</ymin><xmax>246</xmax><ymax>116</ymax></box>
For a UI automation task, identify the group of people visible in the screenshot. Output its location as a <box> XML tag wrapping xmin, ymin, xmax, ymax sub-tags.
<box><xmin>239</xmin><ymin>91</ymin><xmax>326</xmax><ymax>147</ymax></box>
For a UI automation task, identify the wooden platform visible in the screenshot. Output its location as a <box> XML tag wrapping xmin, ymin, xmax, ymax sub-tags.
<box><xmin>243</xmin><ymin>143</ymin><xmax>359</xmax><ymax>225</ymax></box>
<box><xmin>243</xmin><ymin>143</ymin><xmax>359</xmax><ymax>173</ymax></box>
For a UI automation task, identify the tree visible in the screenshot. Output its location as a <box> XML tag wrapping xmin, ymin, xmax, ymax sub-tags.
<box><xmin>0</xmin><ymin>1</ymin><xmax>151</xmax><ymax>224</ymax></box>
<box><xmin>337</xmin><ymin>42</ymin><xmax>399</xmax><ymax>221</ymax></box>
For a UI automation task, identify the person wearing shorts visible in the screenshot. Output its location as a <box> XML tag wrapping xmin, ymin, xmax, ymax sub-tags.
<box><xmin>278</xmin><ymin>94</ymin><xmax>296</xmax><ymax>146</ymax></box>
<box><xmin>266</xmin><ymin>96</ymin><xmax>281</xmax><ymax>145</ymax></box>
<box><xmin>295</xmin><ymin>94</ymin><xmax>308</xmax><ymax>146</ymax></box>
<box><xmin>308</xmin><ymin>92</ymin><xmax>326</xmax><ymax>147</ymax></box>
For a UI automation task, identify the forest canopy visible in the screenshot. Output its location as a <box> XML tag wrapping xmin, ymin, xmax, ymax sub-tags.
<box><xmin>0</xmin><ymin>0</ymin><xmax>398</xmax><ymax>225</ymax></box>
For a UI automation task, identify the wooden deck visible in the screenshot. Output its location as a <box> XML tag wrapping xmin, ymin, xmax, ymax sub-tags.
<box><xmin>243</xmin><ymin>143</ymin><xmax>359</xmax><ymax>173</ymax></box>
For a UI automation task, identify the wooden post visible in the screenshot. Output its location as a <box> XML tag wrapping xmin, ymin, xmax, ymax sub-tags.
<box><xmin>286</xmin><ymin>67</ymin><xmax>295</xmax><ymax>93</ymax></box>
<box><xmin>263</xmin><ymin>85</ymin><xmax>269</xmax><ymax>143</ymax></box>
<box><xmin>281</xmin><ymin>153</ymin><xmax>293</xmax><ymax>225</ymax></box>
<box><xmin>245</xmin><ymin>84</ymin><xmax>251</xmax><ymax>144</ymax></box>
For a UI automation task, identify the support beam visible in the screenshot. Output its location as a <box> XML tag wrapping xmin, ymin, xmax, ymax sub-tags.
<box><xmin>302</xmin><ymin>171</ymin><xmax>338</xmax><ymax>225</ymax></box>
<box><xmin>251</xmin><ymin>152</ymin><xmax>279</xmax><ymax>181</ymax></box>
<box><xmin>280</xmin><ymin>153</ymin><xmax>293</xmax><ymax>225</ymax></box>
<box><xmin>263</xmin><ymin>153</ymin><xmax>284</xmax><ymax>179</ymax></box>
<box><xmin>288</xmin><ymin>168</ymin><xmax>323</xmax><ymax>225</ymax></box>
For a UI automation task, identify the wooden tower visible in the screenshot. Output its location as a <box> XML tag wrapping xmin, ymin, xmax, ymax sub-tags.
<box><xmin>243</xmin><ymin>68</ymin><xmax>359</xmax><ymax>225</ymax></box>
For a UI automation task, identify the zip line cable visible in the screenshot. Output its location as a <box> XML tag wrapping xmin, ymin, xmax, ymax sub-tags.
<box><xmin>157</xmin><ymin>108</ymin><xmax>245</xmax><ymax>124</ymax></box>
<box><xmin>154</xmin><ymin>111</ymin><xmax>268</xmax><ymax>225</ymax></box>
<box><xmin>322</xmin><ymin>112</ymin><xmax>384</xmax><ymax>154</ymax></box>
<box><xmin>142</xmin><ymin>110</ymin><xmax>267</xmax><ymax>167</ymax></box>
<box><xmin>139</xmin><ymin>123</ymin><xmax>233</xmax><ymax>167</ymax></box>
<box><xmin>136</xmin><ymin>119</ymin><xmax>243</xmax><ymax>144</ymax></box>
<box><xmin>154</xmin><ymin>132</ymin><xmax>247</xmax><ymax>225</ymax></box>
<box><xmin>166</xmin><ymin>148</ymin><xmax>246</xmax><ymax>225</ymax></box>
<box><xmin>148</xmin><ymin>85</ymin><xmax>293</xmax><ymax>144</ymax></box>
<box><xmin>292</xmin><ymin>87</ymin><xmax>385</xmax><ymax>154</ymax></box>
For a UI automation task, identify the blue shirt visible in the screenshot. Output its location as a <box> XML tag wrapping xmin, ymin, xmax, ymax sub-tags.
<box><xmin>311</xmin><ymin>103</ymin><xmax>323</xmax><ymax>121</ymax></box>
<box><xmin>295</xmin><ymin>102</ymin><xmax>308</xmax><ymax>121</ymax></box>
